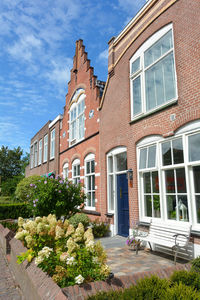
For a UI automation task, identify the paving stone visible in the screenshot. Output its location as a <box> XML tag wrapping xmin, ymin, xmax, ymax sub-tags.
<box><xmin>0</xmin><ymin>246</ymin><xmax>24</xmax><ymax>300</ymax></box>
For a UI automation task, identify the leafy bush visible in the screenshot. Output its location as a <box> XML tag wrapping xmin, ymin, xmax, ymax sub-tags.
<box><xmin>191</xmin><ymin>256</ymin><xmax>200</xmax><ymax>273</ymax></box>
<box><xmin>170</xmin><ymin>270</ymin><xmax>200</xmax><ymax>291</ymax></box>
<box><xmin>69</xmin><ymin>213</ymin><xmax>90</xmax><ymax>228</ymax></box>
<box><xmin>0</xmin><ymin>221</ymin><xmax>18</xmax><ymax>233</ymax></box>
<box><xmin>15</xmin><ymin>175</ymin><xmax>41</xmax><ymax>202</ymax></box>
<box><xmin>1</xmin><ymin>175</ymin><xmax>24</xmax><ymax>197</ymax></box>
<box><xmin>0</xmin><ymin>196</ymin><xmax>12</xmax><ymax>204</ymax></box>
<box><xmin>163</xmin><ymin>282</ymin><xmax>200</xmax><ymax>300</ymax></box>
<box><xmin>16</xmin><ymin>175</ymin><xmax>86</xmax><ymax>218</ymax></box>
<box><xmin>91</xmin><ymin>219</ymin><xmax>110</xmax><ymax>238</ymax></box>
<box><xmin>15</xmin><ymin>214</ymin><xmax>110</xmax><ymax>287</ymax></box>
<box><xmin>0</xmin><ymin>203</ymin><xmax>32</xmax><ymax>220</ymax></box>
<box><xmin>88</xmin><ymin>276</ymin><xmax>200</xmax><ymax>300</ymax></box>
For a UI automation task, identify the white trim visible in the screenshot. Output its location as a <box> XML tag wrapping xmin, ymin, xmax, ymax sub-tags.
<box><xmin>176</xmin><ymin>120</ymin><xmax>200</xmax><ymax>135</ymax></box>
<box><xmin>85</xmin><ymin>153</ymin><xmax>95</xmax><ymax>161</ymax></box>
<box><xmin>49</xmin><ymin>114</ymin><xmax>63</xmax><ymax>129</ymax></box>
<box><xmin>137</xmin><ymin>135</ymin><xmax>163</xmax><ymax>147</ymax></box>
<box><xmin>114</xmin><ymin>0</ymin><xmax>154</xmax><ymax>44</ymax></box>
<box><xmin>72</xmin><ymin>158</ymin><xmax>80</xmax><ymax>165</ymax></box>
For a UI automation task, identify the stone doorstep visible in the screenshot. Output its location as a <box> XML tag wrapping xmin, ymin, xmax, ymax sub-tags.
<box><xmin>0</xmin><ymin>225</ymin><xmax>192</xmax><ymax>300</ymax></box>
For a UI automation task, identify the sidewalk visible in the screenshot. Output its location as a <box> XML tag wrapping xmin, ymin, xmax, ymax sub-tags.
<box><xmin>0</xmin><ymin>246</ymin><xmax>23</xmax><ymax>300</ymax></box>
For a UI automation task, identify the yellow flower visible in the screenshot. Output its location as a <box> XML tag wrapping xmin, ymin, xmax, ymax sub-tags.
<box><xmin>18</xmin><ymin>217</ymin><xmax>24</xmax><ymax>227</ymax></box>
<box><xmin>55</xmin><ymin>225</ymin><xmax>65</xmax><ymax>240</ymax></box>
<box><xmin>65</xmin><ymin>224</ymin><xmax>75</xmax><ymax>237</ymax></box>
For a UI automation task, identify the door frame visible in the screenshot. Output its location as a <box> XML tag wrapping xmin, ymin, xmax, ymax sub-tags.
<box><xmin>106</xmin><ymin>147</ymin><xmax>128</xmax><ymax>236</ymax></box>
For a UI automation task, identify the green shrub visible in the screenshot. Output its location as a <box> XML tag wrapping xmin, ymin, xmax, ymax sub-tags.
<box><xmin>0</xmin><ymin>203</ymin><xmax>32</xmax><ymax>220</ymax></box>
<box><xmin>0</xmin><ymin>221</ymin><xmax>18</xmax><ymax>232</ymax></box>
<box><xmin>87</xmin><ymin>290</ymin><xmax>123</xmax><ymax>300</ymax></box>
<box><xmin>15</xmin><ymin>175</ymin><xmax>41</xmax><ymax>202</ymax></box>
<box><xmin>0</xmin><ymin>196</ymin><xmax>12</xmax><ymax>204</ymax></box>
<box><xmin>91</xmin><ymin>219</ymin><xmax>110</xmax><ymax>238</ymax></box>
<box><xmin>191</xmin><ymin>256</ymin><xmax>200</xmax><ymax>273</ymax></box>
<box><xmin>170</xmin><ymin>270</ymin><xmax>200</xmax><ymax>291</ymax></box>
<box><xmin>69</xmin><ymin>213</ymin><xmax>90</xmax><ymax>228</ymax></box>
<box><xmin>1</xmin><ymin>175</ymin><xmax>24</xmax><ymax>197</ymax></box>
<box><xmin>163</xmin><ymin>282</ymin><xmax>200</xmax><ymax>300</ymax></box>
<box><xmin>15</xmin><ymin>215</ymin><xmax>110</xmax><ymax>287</ymax></box>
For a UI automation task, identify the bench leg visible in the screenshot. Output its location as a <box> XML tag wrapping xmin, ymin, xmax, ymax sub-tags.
<box><xmin>174</xmin><ymin>247</ymin><xmax>178</xmax><ymax>265</ymax></box>
<box><xmin>148</xmin><ymin>242</ymin><xmax>152</xmax><ymax>251</ymax></box>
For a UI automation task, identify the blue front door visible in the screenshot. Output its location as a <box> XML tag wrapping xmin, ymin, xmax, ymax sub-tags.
<box><xmin>117</xmin><ymin>174</ymin><xmax>129</xmax><ymax>236</ymax></box>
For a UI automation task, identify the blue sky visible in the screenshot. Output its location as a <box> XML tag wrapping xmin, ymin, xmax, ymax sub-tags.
<box><xmin>0</xmin><ymin>0</ymin><xmax>146</xmax><ymax>154</ymax></box>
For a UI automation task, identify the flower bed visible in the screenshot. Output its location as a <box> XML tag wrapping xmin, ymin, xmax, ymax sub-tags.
<box><xmin>15</xmin><ymin>214</ymin><xmax>110</xmax><ymax>287</ymax></box>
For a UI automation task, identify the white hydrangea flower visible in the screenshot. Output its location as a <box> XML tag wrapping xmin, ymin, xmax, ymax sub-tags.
<box><xmin>66</xmin><ymin>256</ymin><xmax>77</xmax><ymax>266</ymax></box>
<box><xmin>35</xmin><ymin>256</ymin><xmax>44</xmax><ymax>265</ymax></box>
<box><xmin>75</xmin><ymin>274</ymin><xmax>84</xmax><ymax>284</ymax></box>
<box><xmin>60</xmin><ymin>252</ymin><xmax>68</xmax><ymax>262</ymax></box>
<box><xmin>18</xmin><ymin>217</ymin><xmax>24</xmax><ymax>227</ymax></box>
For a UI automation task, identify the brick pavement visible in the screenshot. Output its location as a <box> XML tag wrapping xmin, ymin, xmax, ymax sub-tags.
<box><xmin>0</xmin><ymin>246</ymin><xmax>23</xmax><ymax>300</ymax></box>
<box><xmin>106</xmin><ymin>246</ymin><xmax>187</xmax><ymax>277</ymax></box>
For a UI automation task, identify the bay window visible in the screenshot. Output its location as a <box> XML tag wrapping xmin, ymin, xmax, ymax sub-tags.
<box><xmin>130</xmin><ymin>24</ymin><xmax>177</xmax><ymax>119</ymax></box>
<box><xmin>137</xmin><ymin>125</ymin><xmax>200</xmax><ymax>228</ymax></box>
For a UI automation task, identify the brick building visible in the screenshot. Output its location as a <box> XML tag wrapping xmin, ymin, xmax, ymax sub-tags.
<box><xmin>26</xmin><ymin>114</ymin><xmax>63</xmax><ymax>177</ymax></box>
<box><xmin>99</xmin><ymin>0</ymin><xmax>200</xmax><ymax>256</ymax></box>
<box><xmin>59</xmin><ymin>40</ymin><xmax>105</xmax><ymax>220</ymax></box>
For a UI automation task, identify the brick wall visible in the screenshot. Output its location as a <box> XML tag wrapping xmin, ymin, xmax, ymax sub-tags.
<box><xmin>100</xmin><ymin>0</ymin><xmax>200</xmax><ymax>231</ymax></box>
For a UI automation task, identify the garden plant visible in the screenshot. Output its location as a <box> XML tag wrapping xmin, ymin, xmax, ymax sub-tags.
<box><xmin>15</xmin><ymin>214</ymin><xmax>110</xmax><ymax>287</ymax></box>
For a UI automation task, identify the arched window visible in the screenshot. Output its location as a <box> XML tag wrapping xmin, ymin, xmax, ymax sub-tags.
<box><xmin>63</xmin><ymin>162</ymin><xmax>69</xmax><ymax>180</ymax></box>
<box><xmin>69</xmin><ymin>91</ymin><xmax>85</xmax><ymax>145</ymax></box>
<box><xmin>72</xmin><ymin>159</ymin><xmax>80</xmax><ymax>184</ymax></box>
<box><xmin>84</xmin><ymin>153</ymin><xmax>95</xmax><ymax>209</ymax></box>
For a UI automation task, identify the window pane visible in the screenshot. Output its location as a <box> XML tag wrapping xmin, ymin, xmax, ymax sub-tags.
<box><xmin>176</xmin><ymin>168</ymin><xmax>186</xmax><ymax>193</ymax></box>
<box><xmin>193</xmin><ymin>166</ymin><xmax>200</xmax><ymax>193</ymax></box>
<box><xmin>131</xmin><ymin>57</ymin><xmax>140</xmax><ymax>74</ymax></box>
<box><xmin>91</xmin><ymin>160</ymin><xmax>95</xmax><ymax>173</ymax></box>
<box><xmin>163</xmin><ymin>52</ymin><xmax>176</xmax><ymax>101</ymax></box>
<box><xmin>145</xmin><ymin>67</ymin><xmax>156</xmax><ymax>110</ymax></box>
<box><xmin>172</xmin><ymin>138</ymin><xmax>184</xmax><ymax>164</ymax></box>
<box><xmin>153</xmin><ymin>195</ymin><xmax>160</xmax><ymax>218</ymax></box>
<box><xmin>86</xmin><ymin>161</ymin><xmax>90</xmax><ymax>174</ymax></box>
<box><xmin>73</xmin><ymin>165</ymin><xmax>76</xmax><ymax>176</ymax></box>
<box><xmin>189</xmin><ymin>133</ymin><xmax>200</xmax><ymax>162</ymax></box>
<box><xmin>139</xmin><ymin>148</ymin><xmax>147</xmax><ymax>169</ymax></box>
<box><xmin>108</xmin><ymin>156</ymin><xmax>113</xmax><ymax>173</ymax></box>
<box><xmin>92</xmin><ymin>192</ymin><xmax>95</xmax><ymax>207</ymax></box>
<box><xmin>116</xmin><ymin>152</ymin><xmax>127</xmax><ymax>171</ymax></box>
<box><xmin>165</xmin><ymin>169</ymin><xmax>175</xmax><ymax>193</ymax></box>
<box><xmin>144</xmin><ymin>195</ymin><xmax>152</xmax><ymax>217</ymax></box>
<box><xmin>147</xmin><ymin>145</ymin><xmax>156</xmax><ymax>168</ymax></box>
<box><xmin>162</xmin><ymin>141</ymin><xmax>172</xmax><ymax>165</ymax></box>
<box><xmin>87</xmin><ymin>192</ymin><xmax>91</xmax><ymax>207</ymax></box>
<box><xmin>144</xmin><ymin>30</ymin><xmax>173</xmax><ymax>67</ymax></box>
<box><xmin>195</xmin><ymin>196</ymin><xmax>200</xmax><ymax>223</ymax></box>
<box><xmin>77</xmin><ymin>164</ymin><xmax>80</xmax><ymax>176</ymax></box>
<box><xmin>109</xmin><ymin>175</ymin><xmax>114</xmax><ymax>211</ymax></box>
<box><xmin>143</xmin><ymin>172</ymin><xmax>151</xmax><ymax>193</ymax></box>
<box><xmin>167</xmin><ymin>195</ymin><xmax>176</xmax><ymax>220</ymax></box>
<box><xmin>132</xmin><ymin>76</ymin><xmax>142</xmax><ymax>115</ymax></box>
<box><xmin>88</xmin><ymin>177</ymin><xmax>91</xmax><ymax>190</ymax></box>
<box><xmin>152</xmin><ymin>171</ymin><xmax>159</xmax><ymax>193</ymax></box>
<box><xmin>92</xmin><ymin>175</ymin><xmax>95</xmax><ymax>190</ymax></box>
<box><xmin>177</xmin><ymin>196</ymin><xmax>189</xmax><ymax>222</ymax></box>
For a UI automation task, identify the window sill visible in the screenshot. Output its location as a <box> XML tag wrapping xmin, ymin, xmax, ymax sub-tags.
<box><xmin>105</xmin><ymin>213</ymin><xmax>114</xmax><ymax>218</ymax></box>
<box><xmin>130</xmin><ymin>99</ymin><xmax>178</xmax><ymax>125</ymax></box>
<box><xmin>49</xmin><ymin>157</ymin><xmax>55</xmax><ymax>161</ymax></box>
<box><xmin>83</xmin><ymin>209</ymin><xmax>101</xmax><ymax>216</ymax></box>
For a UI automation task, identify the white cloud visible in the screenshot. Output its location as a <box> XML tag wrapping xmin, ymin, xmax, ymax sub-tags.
<box><xmin>98</xmin><ymin>49</ymin><xmax>108</xmax><ymax>61</ymax></box>
<box><xmin>8</xmin><ymin>34</ymin><xmax>42</xmax><ymax>61</ymax></box>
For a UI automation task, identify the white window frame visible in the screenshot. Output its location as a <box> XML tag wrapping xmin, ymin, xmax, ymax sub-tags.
<box><xmin>30</xmin><ymin>145</ymin><xmax>34</xmax><ymax>169</ymax></box>
<box><xmin>50</xmin><ymin>128</ymin><xmax>55</xmax><ymax>159</ymax></box>
<box><xmin>43</xmin><ymin>134</ymin><xmax>48</xmax><ymax>163</ymax></box>
<box><xmin>130</xmin><ymin>23</ymin><xmax>178</xmax><ymax>121</ymax></box>
<box><xmin>63</xmin><ymin>162</ymin><xmax>69</xmax><ymax>180</ymax></box>
<box><xmin>84</xmin><ymin>153</ymin><xmax>96</xmax><ymax>210</ymax></box>
<box><xmin>69</xmin><ymin>93</ymin><xmax>85</xmax><ymax>146</ymax></box>
<box><xmin>72</xmin><ymin>159</ymin><xmax>80</xmax><ymax>184</ymax></box>
<box><xmin>137</xmin><ymin>122</ymin><xmax>200</xmax><ymax>230</ymax></box>
<box><xmin>34</xmin><ymin>141</ymin><xmax>38</xmax><ymax>167</ymax></box>
<box><xmin>38</xmin><ymin>139</ymin><xmax>42</xmax><ymax>165</ymax></box>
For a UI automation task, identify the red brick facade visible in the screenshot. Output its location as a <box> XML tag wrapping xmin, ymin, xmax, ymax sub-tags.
<box><xmin>59</xmin><ymin>40</ymin><xmax>105</xmax><ymax>217</ymax></box>
<box><xmin>26</xmin><ymin>115</ymin><xmax>62</xmax><ymax>177</ymax></box>
<box><xmin>99</xmin><ymin>0</ymin><xmax>200</xmax><ymax>241</ymax></box>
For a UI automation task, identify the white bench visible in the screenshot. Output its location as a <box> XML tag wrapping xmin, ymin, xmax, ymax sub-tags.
<box><xmin>135</xmin><ymin>220</ymin><xmax>192</xmax><ymax>264</ymax></box>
